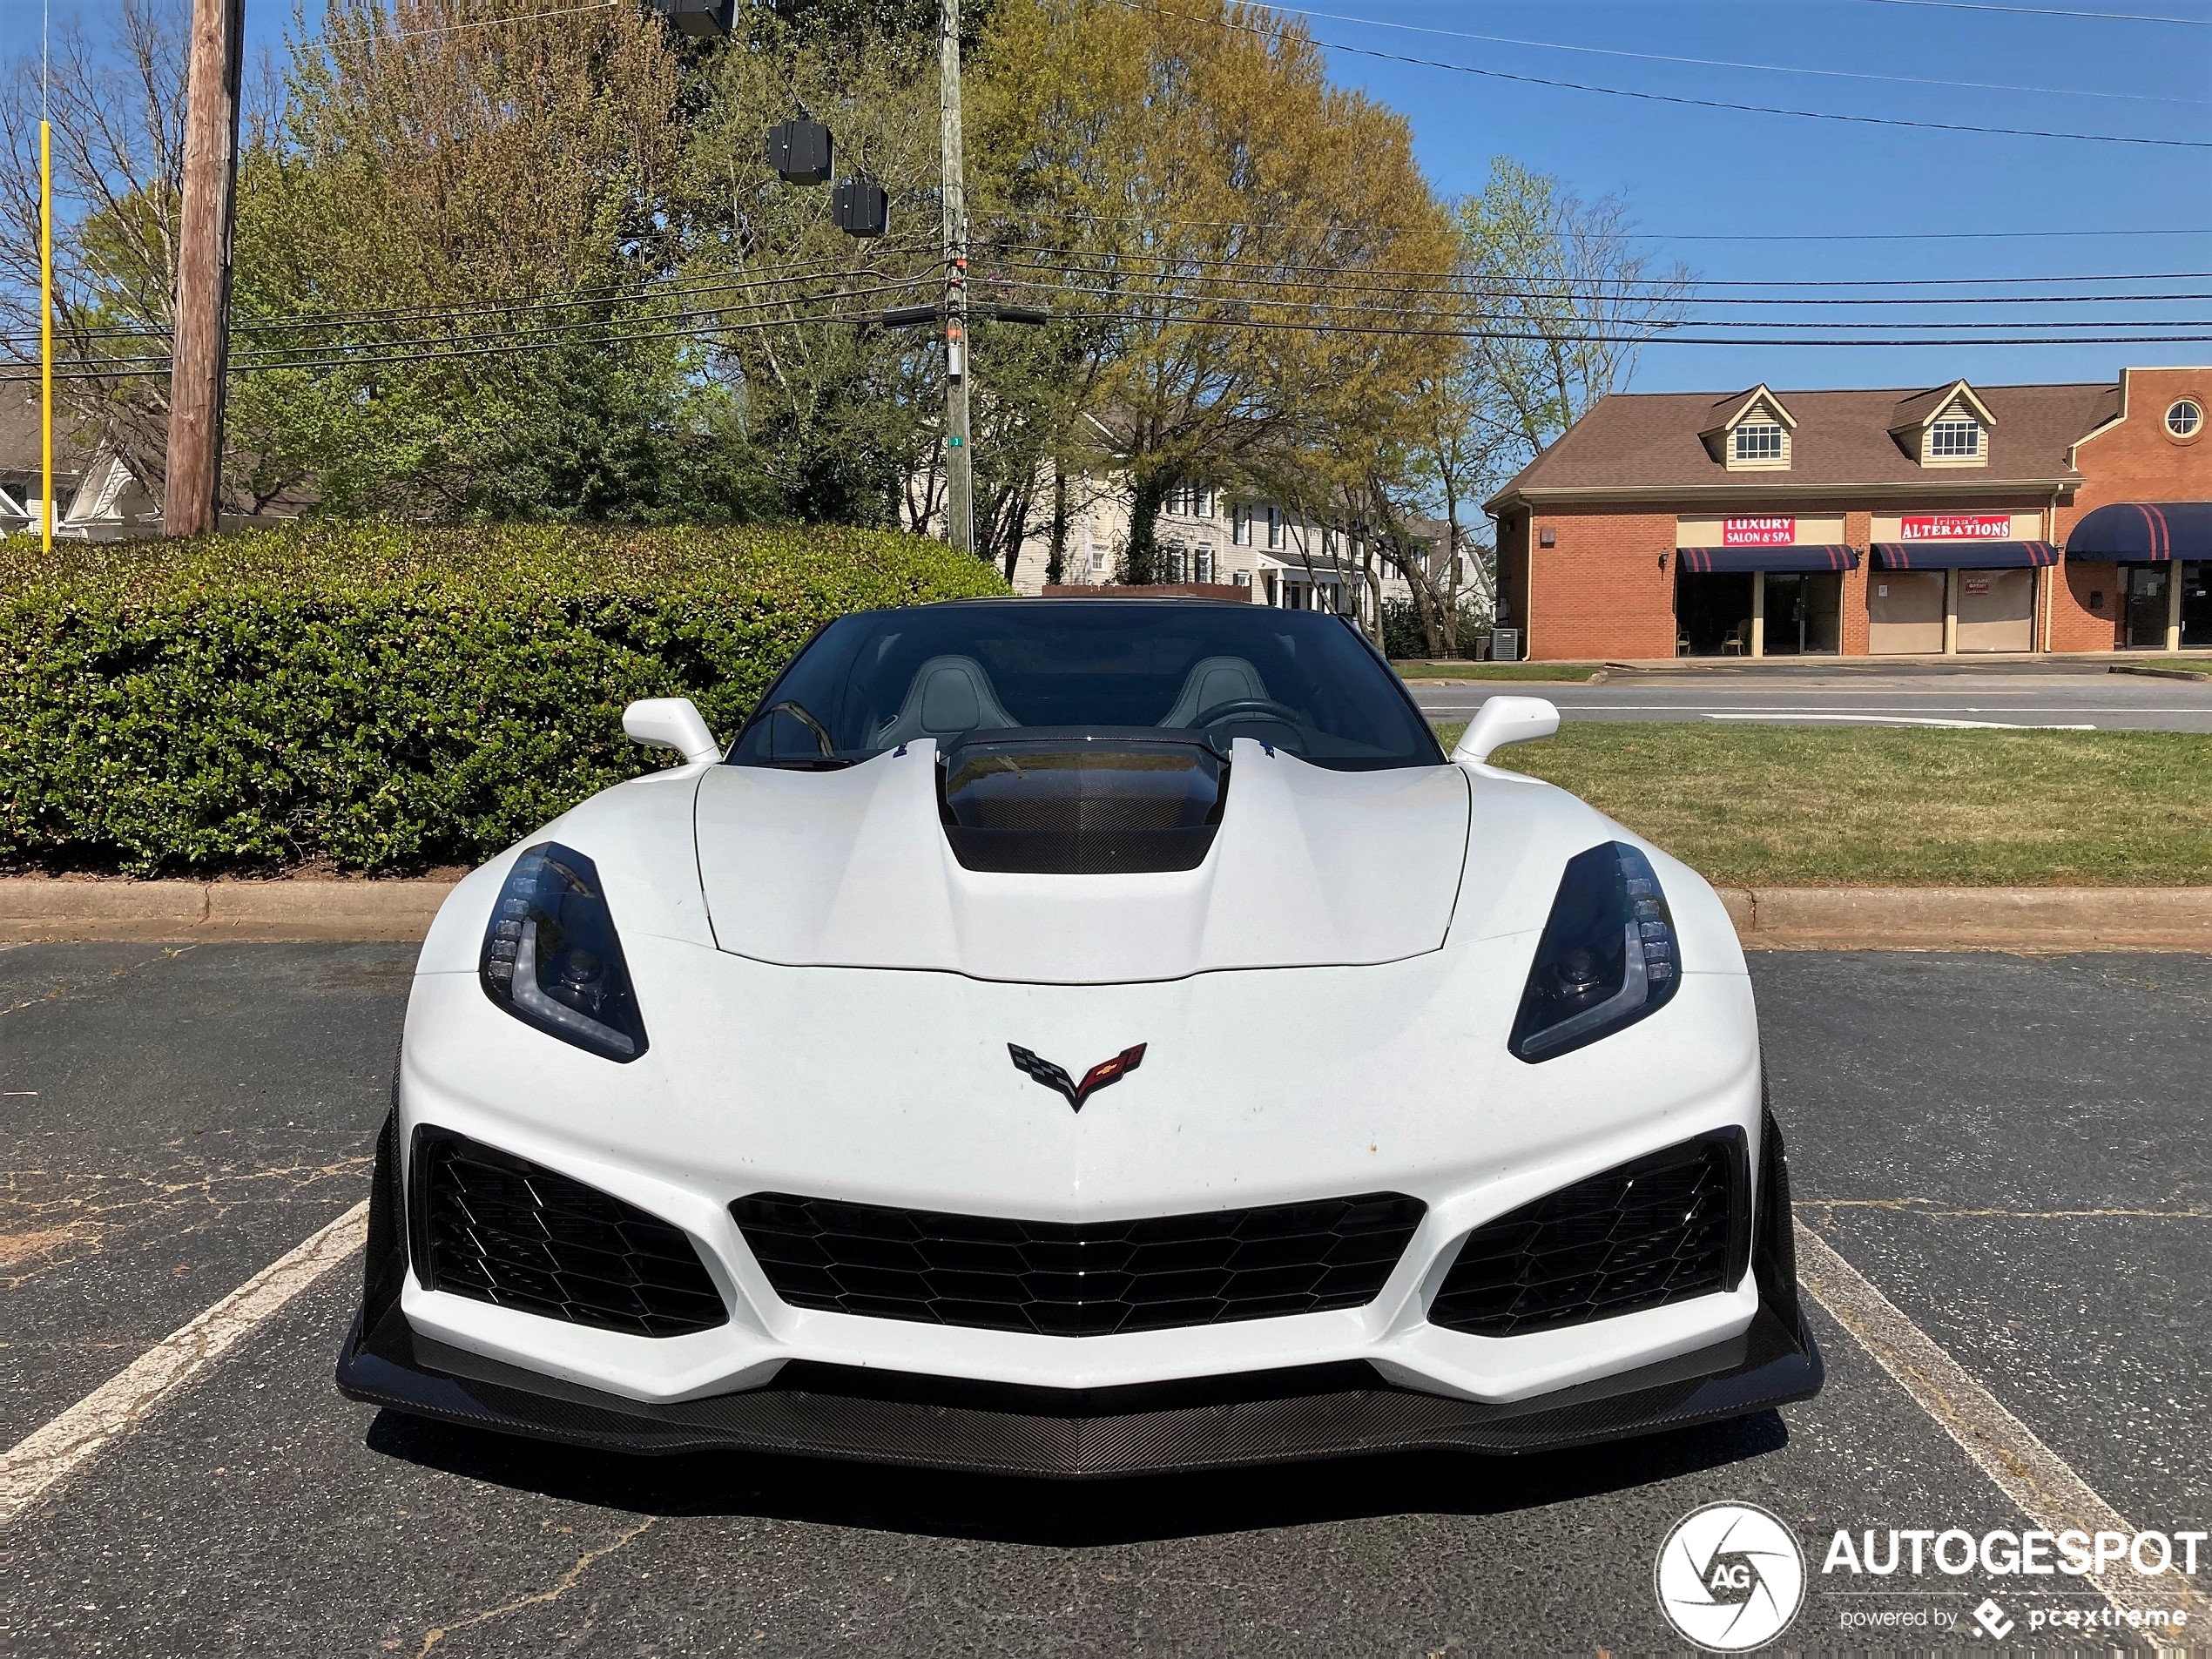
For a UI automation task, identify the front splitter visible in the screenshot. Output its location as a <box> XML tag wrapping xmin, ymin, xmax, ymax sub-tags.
<box><xmin>336</xmin><ymin>1295</ymin><xmax>1820</xmax><ymax>1480</ymax></box>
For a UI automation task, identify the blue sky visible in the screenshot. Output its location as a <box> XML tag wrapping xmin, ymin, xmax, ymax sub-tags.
<box><xmin>1299</xmin><ymin>0</ymin><xmax>2212</xmax><ymax>394</ymax></box>
<box><xmin>34</xmin><ymin>0</ymin><xmax>2212</xmax><ymax>396</ymax></box>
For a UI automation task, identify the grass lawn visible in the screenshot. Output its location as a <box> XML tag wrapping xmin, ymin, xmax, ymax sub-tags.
<box><xmin>2131</xmin><ymin>658</ymin><xmax>2212</xmax><ymax>678</ymax></box>
<box><xmin>1430</xmin><ymin>721</ymin><xmax>2212</xmax><ymax>887</ymax></box>
<box><xmin>1394</xmin><ymin>661</ymin><xmax>1603</xmax><ymax>682</ymax></box>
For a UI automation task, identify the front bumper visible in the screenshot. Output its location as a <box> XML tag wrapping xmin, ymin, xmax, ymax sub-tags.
<box><xmin>336</xmin><ymin>1109</ymin><xmax>1822</xmax><ymax>1478</ymax></box>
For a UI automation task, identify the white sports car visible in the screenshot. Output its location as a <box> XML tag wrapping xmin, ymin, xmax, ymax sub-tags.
<box><xmin>339</xmin><ymin>598</ymin><xmax>1820</xmax><ymax>1477</ymax></box>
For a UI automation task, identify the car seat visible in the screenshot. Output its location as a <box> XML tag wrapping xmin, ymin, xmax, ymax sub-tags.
<box><xmin>1156</xmin><ymin>656</ymin><xmax>1270</xmax><ymax>728</ymax></box>
<box><xmin>872</xmin><ymin>655</ymin><xmax>1022</xmax><ymax>748</ymax></box>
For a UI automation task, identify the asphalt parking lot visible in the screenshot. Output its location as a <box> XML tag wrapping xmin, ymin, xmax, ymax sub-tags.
<box><xmin>1407</xmin><ymin>662</ymin><xmax>2212</xmax><ymax>732</ymax></box>
<box><xmin>2</xmin><ymin>942</ymin><xmax>2206</xmax><ymax>1656</ymax></box>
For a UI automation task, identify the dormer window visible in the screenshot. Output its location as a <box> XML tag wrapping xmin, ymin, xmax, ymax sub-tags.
<box><xmin>1930</xmin><ymin>417</ymin><xmax>1981</xmax><ymax>459</ymax></box>
<box><xmin>1733</xmin><ymin>422</ymin><xmax>1784</xmax><ymax>463</ymax></box>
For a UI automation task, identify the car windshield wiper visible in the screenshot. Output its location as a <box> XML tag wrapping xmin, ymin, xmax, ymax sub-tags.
<box><xmin>752</xmin><ymin>699</ymin><xmax>860</xmax><ymax>768</ymax></box>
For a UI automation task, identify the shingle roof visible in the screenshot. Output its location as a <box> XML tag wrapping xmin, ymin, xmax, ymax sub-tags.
<box><xmin>1487</xmin><ymin>380</ymin><xmax>2122</xmax><ymax>508</ymax></box>
<box><xmin>0</xmin><ymin>377</ymin><xmax>99</xmax><ymax>480</ymax></box>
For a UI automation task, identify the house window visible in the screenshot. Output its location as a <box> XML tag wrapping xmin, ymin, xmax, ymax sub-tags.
<box><xmin>1733</xmin><ymin>422</ymin><xmax>1784</xmax><ymax>463</ymax></box>
<box><xmin>1930</xmin><ymin>418</ymin><xmax>1981</xmax><ymax>458</ymax></box>
<box><xmin>1193</xmin><ymin>485</ymin><xmax>1212</xmax><ymax>518</ymax></box>
<box><xmin>1194</xmin><ymin>548</ymin><xmax>1213</xmax><ymax>583</ymax></box>
<box><xmin>1233</xmin><ymin>507</ymin><xmax>1252</xmax><ymax>546</ymax></box>
<box><xmin>1266</xmin><ymin>506</ymin><xmax>1284</xmax><ymax>550</ymax></box>
<box><xmin>2168</xmin><ymin>399</ymin><xmax>2203</xmax><ymax>439</ymax></box>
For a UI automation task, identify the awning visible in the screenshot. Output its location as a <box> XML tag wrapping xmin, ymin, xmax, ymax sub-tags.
<box><xmin>1873</xmin><ymin>541</ymin><xmax>2058</xmax><ymax>570</ymax></box>
<box><xmin>2064</xmin><ymin>501</ymin><xmax>2212</xmax><ymax>563</ymax></box>
<box><xmin>1676</xmin><ymin>545</ymin><xmax>1858</xmax><ymax>575</ymax></box>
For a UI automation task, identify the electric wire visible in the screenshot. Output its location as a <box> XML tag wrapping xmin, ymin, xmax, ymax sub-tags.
<box><xmin>1116</xmin><ymin>0</ymin><xmax>2212</xmax><ymax>148</ymax></box>
<box><xmin>1274</xmin><ymin>3</ymin><xmax>2204</xmax><ymax>102</ymax></box>
<box><xmin>1851</xmin><ymin>0</ymin><xmax>2210</xmax><ymax>23</ymax></box>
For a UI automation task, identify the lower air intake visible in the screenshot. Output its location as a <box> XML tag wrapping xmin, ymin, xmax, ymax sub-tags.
<box><xmin>410</xmin><ymin>1128</ymin><xmax>726</xmax><ymax>1339</ymax></box>
<box><xmin>732</xmin><ymin>1190</ymin><xmax>1425</xmax><ymax>1337</ymax></box>
<box><xmin>1429</xmin><ymin>1130</ymin><xmax>1750</xmax><ymax>1338</ymax></box>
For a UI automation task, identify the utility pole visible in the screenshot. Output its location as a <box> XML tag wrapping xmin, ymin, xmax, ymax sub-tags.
<box><xmin>939</xmin><ymin>0</ymin><xmax>974</xmax><ymax>558</ymax></box>
<box><xmin>165</xmin><ymin>0</ymin><xmax>245</xmax><ymax>536</ymax></box>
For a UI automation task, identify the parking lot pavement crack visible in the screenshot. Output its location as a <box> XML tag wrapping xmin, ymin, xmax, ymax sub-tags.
<box><xmin>411</xmin><ymin>1518</ymin><xmax>660</xmax><ymax>1658</ymax></box>
<box><xmin>1</xmin><ymin>946</ymin><xmax>199</xmax><ymax>1020</ymax></box>
<box><xmin>1797</xmin><ymin>1198</ymin><xmax>2210</xmax><ymax>1220</ymax></box>
<box><xmin>1793</xmin><ymin>1220</ymin><xmax>2212</xmax><ymax>1636</ymax></box>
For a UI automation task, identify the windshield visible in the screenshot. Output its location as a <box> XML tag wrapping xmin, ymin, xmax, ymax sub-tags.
<box><xmin>729</xmin><ymin>601</ymin><xmax>1442</xmax><ymax>772</ymax></box>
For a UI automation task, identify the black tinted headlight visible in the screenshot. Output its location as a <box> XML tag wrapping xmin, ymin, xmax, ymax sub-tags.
<box><xmin>1508</xmin><ymin>841</ymin><xmax>1679</xmax><ymax>1062</ymax></box>
<box><xmin>479</xmin><ymin>843</ymin><xmax>649</xmax><ymax>1063</ymax></box>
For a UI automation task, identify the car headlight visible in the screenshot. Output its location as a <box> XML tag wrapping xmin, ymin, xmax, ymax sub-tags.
<box><xmin>478</xmin><ymin>843</ymin><xmax>650</xmax><ymax>1062</ymax></box>
<box><xmin>1508</xmin><ymin>841</ymin><xmax>1679</xmax><ymax>1062</ymax></box>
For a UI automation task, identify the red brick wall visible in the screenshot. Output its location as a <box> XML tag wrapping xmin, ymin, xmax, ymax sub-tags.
<box><xmin>1524</xmin><ymin>510</ymin><xmax>1677</xmax><ymax>661</ymax></box>
<box><xmin>1842</xmin><ymin>509</ymin><xmax>1873</xmax><ymax>656</ymax></box>
<box><xmin>2050</xmin><ymin>366</ymin><xmax>2212</xmax><ymax>651</ymax></box>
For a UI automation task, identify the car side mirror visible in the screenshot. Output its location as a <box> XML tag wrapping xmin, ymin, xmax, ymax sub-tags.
<box><xmin>1452</xmin><ymin>695</ymin><xmax>1560</xmax><ymax>765</ymax></box>
<box><xmin>622</xmin><ymin>697</ymin><xmax>721</xmax><ymax>765</ymax></box>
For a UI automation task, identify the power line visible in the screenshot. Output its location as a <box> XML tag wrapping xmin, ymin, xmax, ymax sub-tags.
<box><xmin>10</xmin><ymin>249</ymin><xmax>941</xmax><ymax>349</ymax></box>
<box><xmin>1118</xmin><ymin>0</ymin><xmax>2212</xmax><ymax>148</ymax></box>
<box><xmin>1852</xmin><ymin>0</ymin><xmax>2211</xmax><ymax>22</ymax></box>
<box><xmin>1003</xmin><ymin>206</ymin><xmax>2212</xmax><ymax>242</ymax></box>
<box><xmin>986</xmin><ymin>240</ymin><xmax>2212</xmax><ymax>290</ymax></box>
<box><xmin>1276</xmin><ymin>3</ymin><xmax>2203</xmax><ymax>102</ymax></box>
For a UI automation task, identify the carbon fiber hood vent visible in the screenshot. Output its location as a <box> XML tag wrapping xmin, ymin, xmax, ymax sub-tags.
<box><xmin>938</xmin><ymin>731</ymin><xmax>1228</xmax><ymax>875</ymax></box>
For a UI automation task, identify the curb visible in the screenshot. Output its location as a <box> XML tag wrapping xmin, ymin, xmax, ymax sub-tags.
<box><xmin>1716</xmin><ymin>886</ymin><xmax>2212</xmax><ymax>951</ymax></box>
<box><xmin>0</xmin><ymin>879</ymin><xmax>455</xmax><ymax>943</ymax></box>
<box><xmin>3</xmin><ymin>878</ymin><xmax>2209</xmax><ymax>952</ymax></box>
<box><xmin>2109</xmin><ymin>664</ymin><xmax>2210</xmax><ymax>683</ymax></box>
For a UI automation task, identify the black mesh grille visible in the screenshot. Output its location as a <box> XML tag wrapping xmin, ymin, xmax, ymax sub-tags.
<box><xmin>732</xmin><ymin>1191</ymin><xmax>1424</xmax><ymax>1337</ymax></box>
<box><xmin>411</xmin><ymin>1129</ymin><xmax>726</xmax><ymax>1339</ymax></box>
<box><xmin>1429</xmin><ymin>1130</ymin><xmax>1749</xmax><ymax>1338</ymax></box>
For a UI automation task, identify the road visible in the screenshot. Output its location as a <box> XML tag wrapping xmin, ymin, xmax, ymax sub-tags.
<box><xmin>2</xmin><ymin>942</ymin><xmax>2206</xmax><ymax>1655</ymax></box>
<box><xmin>1407</xmin><ymin>663</ymin><xmax>2212</xmax><ymax>732</ymax></box>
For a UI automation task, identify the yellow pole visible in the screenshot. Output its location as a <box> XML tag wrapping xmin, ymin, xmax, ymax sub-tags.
<box><xmin>40</xmin><ymin>118</ymin><xmax>53</xmax><ymax>551</ymax></box>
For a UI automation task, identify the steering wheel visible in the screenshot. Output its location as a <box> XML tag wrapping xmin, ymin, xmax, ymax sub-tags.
<box><xmin>1194</xmin><ymin>697</ymin><xmax>1303</xmax><ymax>729</ymax></box>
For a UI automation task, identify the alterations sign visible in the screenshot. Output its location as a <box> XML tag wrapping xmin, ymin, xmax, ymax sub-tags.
<box><xmin>1899</xmin><ymin>513</ymin><xmax>2012</xmax><ymax>541</ymax></box>
<box><xmin>1722</xmin><ymin>516</ymin><xmax>1796</xmax><ymax>546</ymax></box>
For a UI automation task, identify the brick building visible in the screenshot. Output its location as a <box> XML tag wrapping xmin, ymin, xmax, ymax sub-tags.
<box><xmin>1485</xmin><ymin>366</ymin><xmax>2210</xmax><ymax>661</ymax></box>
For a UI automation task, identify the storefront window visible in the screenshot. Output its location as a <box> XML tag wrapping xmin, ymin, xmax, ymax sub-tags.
<box><xmin>2182</xmin><ymin>562</ymin><xmax>2210</xmax><ymax>648</ymax></box>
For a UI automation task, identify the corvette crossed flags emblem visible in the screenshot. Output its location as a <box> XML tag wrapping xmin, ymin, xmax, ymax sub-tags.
<box><xmin>1008</xmin><ymin>1043</ymin><xmax>1147</xmax><ymax>1112</ymax></box>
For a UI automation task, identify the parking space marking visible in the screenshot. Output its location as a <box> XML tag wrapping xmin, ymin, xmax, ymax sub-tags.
<box><xmin>1794</xmin><ymin>1219</ymin><xmax>2212</xmax><ymax>1632</ymax></box>
<box><xmin>0</xmin><ymin>1201</ymin><xmax>366</xmax><ymax>1528</ymax></box>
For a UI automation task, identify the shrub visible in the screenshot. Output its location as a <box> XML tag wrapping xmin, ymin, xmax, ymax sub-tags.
<box><xmin>0</xmin><ymin>523</ymin><xmax>1008</xmax><ymax>873</ymax></box>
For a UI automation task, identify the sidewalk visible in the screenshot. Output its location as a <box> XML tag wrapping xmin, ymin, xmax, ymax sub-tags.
<box><xmin>4</xmin><ymin>878</ymin><xmax>2207</xmax><ymax>952</ymax></box>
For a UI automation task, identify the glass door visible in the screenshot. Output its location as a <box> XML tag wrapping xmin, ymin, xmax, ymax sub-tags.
<box><xmin>2183</xmin><ymin>563</ymin><xmax>2211</xmax><ymax>649</ymax></box>
<box><xmin>2126</xmin><ymin>565</ymin><xmax>2170</xmax><ymax>649</ymax></box>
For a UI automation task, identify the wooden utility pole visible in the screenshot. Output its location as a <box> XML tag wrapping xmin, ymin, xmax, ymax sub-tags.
<box><xmin>939</xmin><ymin>0</ymin><xmax>974</xmax><ymax>558</ymax></box>
<box><xmin>164</xmin><ymin>0</ymin><xmax>246</xmax><ymax>536</ymax></box>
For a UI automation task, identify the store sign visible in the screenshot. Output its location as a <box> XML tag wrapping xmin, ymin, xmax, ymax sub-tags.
<box><xmin>1963</xmin><ymin>576</ymin><xmax>1992</xmax><ymax>595</ymax></box>
<box><xmin>1723</xmin><ymin>516</ymin><xmax>1796</xmax><ymax>546</ymax></box>
<box><xmin>1899</xmin><ymin>513</ymin><xmax>2012</xmax><ymax>541</ymax></box>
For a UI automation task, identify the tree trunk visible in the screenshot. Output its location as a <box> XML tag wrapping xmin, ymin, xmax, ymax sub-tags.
<box><xmin>1123</xmin><ymin>469</ymin><xmax>1170</xmax><ymax>584</ymax></box>
<box><xmin>1046</xmin><ymin>466</ymin><xmax>1069</xmax><ymax>587</ymax></box>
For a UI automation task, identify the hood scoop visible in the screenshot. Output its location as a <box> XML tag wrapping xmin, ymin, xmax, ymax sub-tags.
<box><xmin>693</xmin><ymin>739</ymin><xmax>1471</xmax><ymax>984</ymax></box>
<box><xmin>939</xmin><ymin>731</ymin><xmax>1227</xmax><ymax>875</ymax></box>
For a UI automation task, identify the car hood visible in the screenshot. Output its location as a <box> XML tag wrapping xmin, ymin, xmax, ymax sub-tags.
<box><xmin>691</xmin><ymin>738</ymin><xmax>1474</xmax><ymax>983</ymax></box>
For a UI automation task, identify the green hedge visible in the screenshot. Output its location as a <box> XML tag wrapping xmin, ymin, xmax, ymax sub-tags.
<box><xmin>0</xmin><ymin>523</ymin><xmax>1008</xmax><ymax>873</ymax></box>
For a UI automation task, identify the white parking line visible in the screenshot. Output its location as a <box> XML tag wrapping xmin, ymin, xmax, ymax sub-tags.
<box><xmin>1794</xmin><ymin>1221</ymin><xmax>2212</xmax><ymax>1633</ymax></box>
<box><xmin>1703</xmin><ymin>713</ymin><xmax>2100</xmax><ymax>730</ymax></box>
<box><xmin>0</xmin><ymin>1201</ymin><xmax>367</xmax><ymax>1528</ymax></box>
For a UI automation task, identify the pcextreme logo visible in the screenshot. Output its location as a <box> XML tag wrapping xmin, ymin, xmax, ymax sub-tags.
<box><xmin>1655</xmin><ymin>1502</ymin><xmax>1808</xmax><ymax>1652</ymax></box>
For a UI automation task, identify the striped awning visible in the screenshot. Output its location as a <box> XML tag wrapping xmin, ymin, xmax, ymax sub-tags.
<box><xmin>1676</xmin><ymin>545</ymin><xmax>1858</xmax><ymax>575</ymax></box>
<box><xmin>1872</xmin><ymin>541</ymin><xmax>2059</xmax><ymax>570</ymax></box>
<box><xmin>2064</xmin><ymin>501</ymin><xmax>2212</xmax><ymax>563</ymax></box>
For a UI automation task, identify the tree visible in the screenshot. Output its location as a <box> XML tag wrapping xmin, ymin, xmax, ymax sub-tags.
<box><xmin>969</xmin><ymin>0</ymin><xmax>1453</xmax><ymax>576</ymax></box>
<box><xmin>0</xmin><ymin>1</ymin><xmax>199</xmax><ymax>502</ymax></box>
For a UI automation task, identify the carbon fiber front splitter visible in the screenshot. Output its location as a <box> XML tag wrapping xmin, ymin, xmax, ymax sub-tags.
<box><xmin>337</xmin><ymin>1296</ymin><xmax>1817</xmax><ymax>1480</ymax></box>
